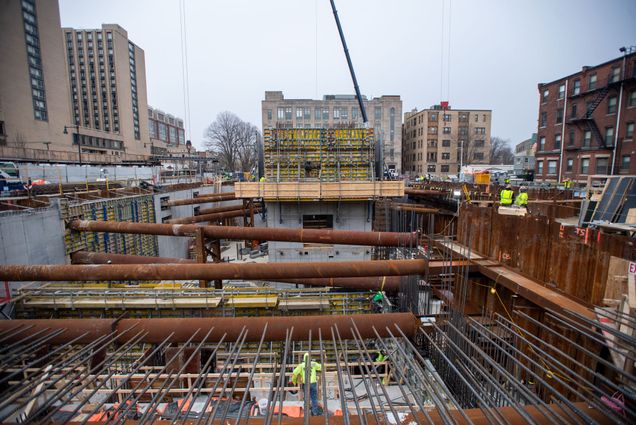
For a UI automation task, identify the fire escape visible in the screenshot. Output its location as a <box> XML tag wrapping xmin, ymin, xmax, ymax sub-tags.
<box><xmin>568</xmin><ymin>85</ymin><xmax>611</xmax><ymax>149</ymax></box>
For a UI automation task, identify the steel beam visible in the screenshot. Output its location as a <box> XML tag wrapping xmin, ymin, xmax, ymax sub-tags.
<box><xmin>70</xmin><ymin>251</ymin><xmax>194</xmax><ymax>264</ymax></box>
<box><xmin>167</xmin><ymin>207</ymin><xmax>261</xmax><ymax>224</ymax></box>
<box><xmin>270</xmin><ymin>276</ymin><xmax>403</xmax><ymax>292</ymax></box>
<box><xmin>0</xmin><ymin>313</ymin><xmax>419</xmax><ymax>344</ymax></box>
<box><xmin>0</xmin><ymin>259</ymin><xmax>428</xmax><ymax>281</ymax></box>
<box><xmin>68</xmin><ymin>219</ymin><xmax>418</xmax><ymax>247</ymax></box>
<box><xmin>164</xmin><ymin>193</ymin><xmax>236</xmax><ymax>207</ymax></box>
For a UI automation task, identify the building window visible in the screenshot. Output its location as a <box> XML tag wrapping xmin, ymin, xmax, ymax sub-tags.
<box><xmin>610</xmin><ymin>66</ymin><xmax>621</xmax><ymax>83</ymax></box>
<box><xmin>158</xmin><ymin>123</ymin><xmax>167</xmax><ymax>141</ymax></box>
<box><xmin>629</xmin><ymin>91</ymin><xmax>636</xmax><ymax>107</ymax></box>
<box><xmin>566</xmin><ymin>158</ymin><xmax>573</xmax><ymax>172</ymax></box>
<box><xmin>443</xmin><ymin>114</ymin><xmax>451</xmax><ymax>122</ymax></box>
<box><xmin>558</xmin><ymin>84</ymin><xmax>565</xmax><ymax>99</ymax></box>
<box><xmin>627</xmin><ymin>122</ymin><xmax>634</xmax><ymax>140</ymax></box>
<box><xmin>429</xmin><ymin>113</ymin><xmax>438</xmax><ymax>121</ymax></box>
<box><xmin>296</xmin><ymin>108</ymin><xmax>303</xmax><ymax>119</ymax></box>
<box><xmin>539</xmin><ymin>136</ymin><xmax>545</xmax><ymax>151</ymax></box>
<box><xmin>128</xmin><ymin>42</ymin><xmax>140</xmax><ymax>139</ymax></box>
<box><xmin>428</xmin><ymin>126</ymin><xmax>437</xmax><ymax>135</ymax></box>
<box><xmin>441</xmin><ymin>165</ymin><xmax>450</xmax><ymax>172</ymax></box>
<box><xmin>596</xmin><ymin>157</ymin><xmax>609</xmax><ymax>174</ymax></box>
<box><xmin>542</xmin><ymin>89</ymin><xmax>549</xmax><ymax>102</ymax></box>
<box><xmin>374</xmin><ymin>106</ymin><xmax>381</xmax><ymax>120</ymax></box>
<box><xmin>459</xmin><ymin>126</ymin><xmax>468</xmax><ymax>136</ymax></box>
<box><xmin>607</xmin><ymin>96</ymin><xmax>617</xmax><ymax>114</ymax></box>
<box><xmin>389</xmin><ymin>107</ymin><xmax>395</xmax><ymax>142</ymax></box>
<box><xmin>340</xmin><ymin>107</ymin><xmax>348</xmax><ymax>120</ymax></box>
<box><xmin>442</xmin><ymin>139</ymin><xmax>451</xmax><ymax>147</ymax></box>
<box><xmin>284</xmin><ymin>107</ymin><xmax>292</xmax><ymax>120</ymax></box>
<box><xmin>441</xmin><ymin>152</ymin><xmax>450</xmax><ymax>160</ymax></box>
<box><xmin>473</xmin><ymin>152</ymin><xmax>484</xmax><ymax>160</ymax></box>
<box><xmin>169</xmin><ymin>126</ymin><xmax>177</xmax><ymax>143</ymax></box>
<box><xmin>267</xmin><ymin>109</ymin><xmax>272</xmax><ymax>121</ymax></box>
<box><xmin>540</xmin><ymin>112</ymin><xmax>547</xmax><ymax>127</ymax></box>
<box><xmin>569</xmin><ymin>130</ymin><xmax>575</xmax><ymax>146</ymax></box>
<box><xmin>322</xmin><ymin>108</ymin><xmax>329</xmax><ymax>120</ymax></box>
<box><xmin>475</xmin><ymin>127</ymin><xmax>486</xmax><ymax>135</ymax></box>
<box><xmin>621</xmin><ymin>155</ymin><xmax>631</xmax><ymax>171</ymax></box>
<box><xmin>21</xmin><ymin>0</ymin><xmax>47</xmax><ymax>121</ymax></box>
<box><xmin>178</xmin><ymin>129</ymin><xmax>185</xmax><ymax>145</ymax></box>
<box><xmin>148</xmin><ymin>120</ymin><xmax>156</xmax><ymax>138</ymax></box>
<box><xmin>588</xmin><ymin>73</ymin><xmax>597</xmax><ymax>90</ymax></box>
<box><xmin>571</xmin><ymin>103</ymin><xmax>577</xmax><ymax>119</ymax></box>
<box><xmin>314</xmin><ymin>108</ymin><xmax>321</xmax><ymax>120</ymax></box>
<box><xmin>427</xmin><ymin>165</ymin><xmax>436</xmax><ymax>172</ymax></box>
<box><xmin>583</xmin><ymin>130</ymin><xmax>591</xmax><ymax>147</ymax></box>
<box><xmin>277</xmin><ymin>107</ymin><xmax>285</xmax><ymax>120</ymax></box>
<box><xmin>304</xmin><ymin>107</ymin><xmax>311</xmax><ymax>120</ymax></box>
<box><xmin>555</xmin><ymin>134</ymin><xmax>562</xmax><ymax>149</ymax></box>
<box><xmin>605</xmin><ymin>127</ymin><xmax>615</xmax><ymax>146</ymax></box>
<box><xmin>537</xmin><ymin>161</ymin><xmax>543</xmax><ymax>174</ymax></box>
<box><xmin>547</xmin><ymin>160</ymin><xmax>557</xmax><ymax>174</ymax></box>
<box><xmin>580</xmin><ymin>158</ymin><xmax>590</xmax><ymax>174</ymax></box>
<box><xmin>443</xmin><ymin>127</ymin><xmax>451</xmax><ymax>134</ymax></box>
<box><xmin>556</xmin><ymin>108</ymin><xmax>563</xmax><ymax>124</ymax></box>
<box><xmin>475</xmin><ymin>140</ymin><xmax>485</xmax><ymax>148</ymax></box>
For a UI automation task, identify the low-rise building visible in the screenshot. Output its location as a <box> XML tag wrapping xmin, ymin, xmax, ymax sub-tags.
<box><xmin>534</xmin><ymin>50</ymin><xmax>636</xmax><ymax>182</ymax></box>
<box><xmin>402</xmin><ymin>103</ymin><xmax>491</xmax><ymax>179</ymax></box>
<box><xmin>514</xmin><ymin>133</ymin><xmax>537</xmax><ymax>177</ymax></box>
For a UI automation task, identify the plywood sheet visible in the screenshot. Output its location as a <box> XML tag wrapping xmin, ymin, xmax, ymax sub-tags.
<box><xmin>604</xmin><ymin>256</ymin><xmax>629</xmax><ymax>303</ymax></box>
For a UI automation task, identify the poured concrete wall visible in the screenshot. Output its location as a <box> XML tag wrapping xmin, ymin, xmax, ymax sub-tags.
<box><xmin>266</xmin><ymin>201</ymin><xmax>372</xmax><ymax>263</ymax></box>
<box><xmin>0</xmin><ymin>201</ymin><xmax>66</xmax><ymax>265</ymax></box>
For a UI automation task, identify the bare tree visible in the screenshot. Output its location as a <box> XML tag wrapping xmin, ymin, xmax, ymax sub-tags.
<box><xmin>236</xmin><ymin>122</ymin><xmax>259</xmax><ymax>173</ymax></box>
<box><xmin>204</xmin><ymin>112</ymin><xmax>260</xmax><ymax>172</ymax></box>
<box><xmin>490</xmin><ymin>136</ymin><xmax>514</xmax><ymax>164</ymax></box>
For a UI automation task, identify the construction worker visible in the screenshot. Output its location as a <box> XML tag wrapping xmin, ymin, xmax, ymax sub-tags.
<box><xmin>259</xmin><ymin>176</ymin><xmax>265</xmax><ymax>182</ymax></box>
<box><xmin>371</xmin><ymin>290</ymin><xmax>383</xmax><ymax>313</ymax></box>
<box><xmin>563</xmin><ymin>178</ymin><xmax>572</xmax><ymax>189</ymax></box>
<box><xmin>515</xmin><ymin>186</ymin><xmax>528</xmax><ymax>207</ymax></box>
<box><xmin>500</xmin><ymin>184</ymin><xmax>514</xmax><ymax>206</ymax></box>
<box><xmin>292</xmin><ymin>353</ymin><xmax>322</xmax><ymax>415</ymax></box>
<box><xmin>504</xmin><ymin>176</ymin><xmax>511</xmax><ymax>185</ymax></box>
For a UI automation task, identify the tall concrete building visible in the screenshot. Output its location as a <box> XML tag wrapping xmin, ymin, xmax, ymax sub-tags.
<box><xmin>534</xmin><ymin>51</ymin><xmax>636</xmax><ymax>182</ymax></box>
<box><xmin>62</xmin><ymin>24</ymin><xmax>151</xmax><ymax>157</ymax></box>
<box><xmin>262</xmin><ymin>91</ymin><xmax>403</xmax><ymax>175</ymax></box>
<box><xmin>0</xmin><ymin>0</ymin><xmax>72</xmax><ymax>152</ymax></box>
<box><xmin>402</xmin><ymin>104</ymin><xmax>491</xmax><ymax>178</ymax></box>
<box><xmin>147</xmin><ymin>106</ymin><xmax>187</xmax><ymax>155</ymax></box>
<box><xmin>0</xmin><ymin>0</ymin><xmax>151</xmax><ymax>162</ymax></box>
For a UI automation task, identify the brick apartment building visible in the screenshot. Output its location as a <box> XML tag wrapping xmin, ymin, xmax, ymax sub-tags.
<box><xmin>402</xmin><ymin>104</ymin><xmax>491</xmax><ymax>179</ymax></box>
<box><xmin>534</xmin><ymin>51</ymin><xmax>636</xmax><ymax>182</ymax></box>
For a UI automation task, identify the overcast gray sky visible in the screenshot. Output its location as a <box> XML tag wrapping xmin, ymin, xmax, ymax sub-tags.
<box><xmin>59</xmin><ymin>0</ymin><xmax>636</xmax><ymax>150</ymax></box>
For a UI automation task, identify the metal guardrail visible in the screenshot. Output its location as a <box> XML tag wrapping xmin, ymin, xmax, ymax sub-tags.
<box><xmin>0</xmin><ymin>145</ymin><xmax>151</xmax><ymax>164</ymax></box>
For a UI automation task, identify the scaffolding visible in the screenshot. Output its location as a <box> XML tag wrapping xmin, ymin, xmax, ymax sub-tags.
<box><xmin>263</xmin><ymin>128</ymin><xmax>374</xmax><ymax>182</ymax></box>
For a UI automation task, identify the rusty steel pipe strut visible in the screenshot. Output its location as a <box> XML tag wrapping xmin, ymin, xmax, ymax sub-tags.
<box><xmin>167</xmin><ymin>206</ymin><xmax>261</xmax><ymax>224</ymax></box>
<box><xmin>69</xmin><ymin>253</ymin><xmax>404</xmax><ymax>290</ymax></box>
<box><xmin>164</xmin><ymin>193</ymin><xmax>236</xmax><ymax>207</ymax></box>
<box><xmin>0</xmin><ymin>313</ymin><xmax>419</xmax><ymax>345</ymax></box>
<box><xmin>68</xmin><ymin>219</ymin><xmax>418</xmax><ymax>247</ymax></box>
<box><xmin>197</xmin><ymin>204</ymin><xmax>252</xmax><ymax>216</ymax></box>
<box><xmin>70</xmin><ymin>251</ymin><xmax>195</xmax><ymax>265</ymax></box>
<box><xmin>0</xmin><ymin>259</ymin><xmax>426</xmax><ymax>282</ymax></box>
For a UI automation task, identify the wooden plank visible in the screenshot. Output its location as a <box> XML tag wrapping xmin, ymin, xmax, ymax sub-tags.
<box><xmin>234</xmin><ymin>181</ymin><xmax>404</xmax><ymax>200</ymax></box>
<box><xmin>604</xmin><ymin>256</ymin><xmax>629</xmax><ymax>304</ymax></box>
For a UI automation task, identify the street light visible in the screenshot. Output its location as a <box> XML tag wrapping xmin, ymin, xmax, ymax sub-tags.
<box><xmin>63</xmin><ymin>124</ymin><xmax>82</xmax><ymax>165</ymax></box>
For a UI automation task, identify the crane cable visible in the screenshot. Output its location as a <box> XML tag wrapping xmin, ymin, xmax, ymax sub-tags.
<box><xmin>179</xmin><ymin>0</ymin><xmax>192</xmax><ymax>142</ymax></box>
